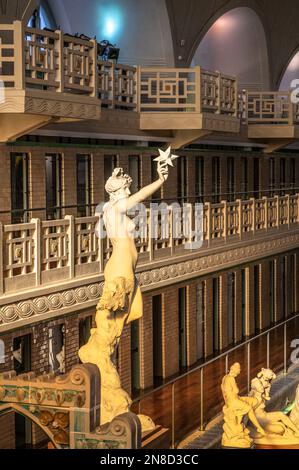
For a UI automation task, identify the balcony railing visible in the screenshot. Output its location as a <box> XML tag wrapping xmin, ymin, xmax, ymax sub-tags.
<box><xmin>0</xmin><ymin>21</ymin><xmax>237</xmax><ymax>116</ymax></box>
<box><xmin>239</xmin><ymin>91</ymin><xmax>299</xmax><ymax>125</ymax></box>
<box><xmin>0</xmin><ymin>194</ymin><xmax>297</xmax><ymax>296</ymax></box>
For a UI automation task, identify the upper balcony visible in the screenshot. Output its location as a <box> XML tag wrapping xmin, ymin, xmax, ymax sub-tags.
<box><xmin>240</xmin><ymin>91</ymin><xmax>299</xmax><ymax>152</ymax></box>
<box><xmin>0</xmin><ymin>193</ymin><xmax>298</xmax><ymax>332</ymax></box>
<box><xmin>0</xmin><ymin>21</ymin><xmax>239</xmax><ymax>147</ymax></box>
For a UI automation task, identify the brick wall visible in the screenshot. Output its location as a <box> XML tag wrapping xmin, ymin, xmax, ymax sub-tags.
<box><xmin>219</xmin><ymin>273</ymin><xmax>228</xmax><ymax>349</ymax></box>
<box><xmin>186</xmin><ymin>283</ymin><xmax>197</xmax><ymax>367</ymax></box>
<box><xmin>234</xmin><ymin>269</ymin><xmax>244</xmax><ymax>343</ymax></box>
<box><xmin>118</xmin><ymin>323</ymin><xmax>131</xmax><ymax>394</ymax></box>
<box><xmin>139</xmin><ymin>293</ymin><xmax>153</xmax><ymax>389</ymax></box>
<box><xmin>162</xmin><ymin>288</ymin><xmax>179</xmax><ymax>378</ymax></box>
<box><xmin>0</xmin><ymin>413</ymin><xmax>15</xmax><ymax>449</ymax></box>
<box><xmin>274</xmin><ymin>256</ymin><xmax>283</xmax><ymax>322</ymax></box>
<box><xmin>246</xmin><ymin>265</ymin><xmax>255</xmax><ymax>335</ymax></box>
<box><xmin>260</xmin><ymin>260</ymin><xmax>271</xmax><ymax>329</ymax></box>
<box><xmin>204</xmin><ymin>278</ymin><xmax>214</xmax><ymax>357</ymax></box>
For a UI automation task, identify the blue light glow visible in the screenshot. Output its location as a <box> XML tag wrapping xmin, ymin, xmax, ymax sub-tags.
<box><xmin>98</xmin><ymin>5</ymin><xmax>123</xmax><ymax>42</ymax></box>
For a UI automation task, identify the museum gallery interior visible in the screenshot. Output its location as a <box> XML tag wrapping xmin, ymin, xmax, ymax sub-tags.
<box><xmin>0</xmin><ymin>0</ymin><xmax>299</xmax><ymax>450</ymax></box>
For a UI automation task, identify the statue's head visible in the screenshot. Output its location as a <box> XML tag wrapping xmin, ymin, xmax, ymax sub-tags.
<box><xmin>105</xmin><ymin>168</ymin><xmax>132</xmax><ymax>201</ymax></box>
<box><xmin>229</xmin><ymin>362</ymin><xmax>241</xmax><ymax>377</ymax></box>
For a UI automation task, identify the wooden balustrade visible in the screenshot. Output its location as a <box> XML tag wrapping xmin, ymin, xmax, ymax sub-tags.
<box><xmin>4</xmin><ymin>21</ymin><xmax>299</xmax><ymax>128</ymax></box>
<box><xmin>0</xmin><ymin>21</ymin><xmax>238</xmax><ymax>117</ymax></box>
<box><xmin>0</xmin><ymin>194</ymin><xmax>297</xmax><ymax>295</ymax></box>
<box><xmin>244</xmin><ymin>91</ymin><xmax>299</xmax><ymax>125</ymax></box>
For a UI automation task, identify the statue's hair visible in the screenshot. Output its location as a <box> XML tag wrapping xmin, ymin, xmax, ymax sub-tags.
<box><xmin>105</xmin><ymin>168</ymin><xmax>132</xmax><ymax>195</ymax></box>
<box><xmin>230</xmin><ymin>362</ymin><xmax>240</xmax><ymax>372</ymax></box>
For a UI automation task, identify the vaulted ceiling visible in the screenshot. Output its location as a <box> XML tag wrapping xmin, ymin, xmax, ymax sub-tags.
<box><xmin>2</xmin><ymin>0</ymin><xmax>299</xmax><ymax>90</ymax></box>
<box><xmin>0</xmin><ymin>0</ymin><xmax>38</xmax><ymax>23</ymax></box>
<box><xmin>165</xmin><ymin>0</ymin><xmax>299</xmax><ymax>89</ymax></box>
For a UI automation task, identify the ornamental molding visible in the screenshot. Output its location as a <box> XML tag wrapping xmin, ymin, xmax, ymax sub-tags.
<box><xmin>0</xmin><ymin>232</ymin><xmax>299</xmax><ymax>330</ymax></box>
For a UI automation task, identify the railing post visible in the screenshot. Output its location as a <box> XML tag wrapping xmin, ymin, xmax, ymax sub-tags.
<box><xmin>245</xmin><ymin>90</ymin><xmax>249</xmax><ymax>125</ymax></box>
<box><xmin>136</xmin><ymin>65</ymin><xmax>141</xmax><ymax>113</ymax></box>
<box><xmin>266</xmin><ymin>332</ymin><xmax>270</xmax><ymax>368</ymax></box>
<box><xmin>222</xmin><ymin>200</ymin><xmax>227</xmax><ymax>243</ymax></box>
<box><xmin>98</xmin><ymin>236</ymin><xmax>105</xmax><ymax>273</ymax></box>
<box><xmin>65</xmin><ymin>215</ymin><xmax>75</xmax><ymax>279</ymax></box>
<box><xmin>263</xmin><ymin>196</ymin><xmax>268</xmax><ymax>232</ymax></box>
<box><xmin>148</xmin><ymin>207</ymin><xmax>154</xmax><ymax>262</ymax></box>
<box><xmin>55</xmin><ymin>29</ymin><xmax>64</xmax><ymax>93</ymax></box>
<box><xmin>250</xmin><ymin>198</ymin><xmax>256</xmax><ymax>235</ymax></box>
<box><xmin>225</xmin><ymin>354</ymin><xmax>229</xmax><ymax>373</ymax></box>
<box><xmin>284</xmin><ymin>321</ymin><xmax>287</xmax><ymax>374</ymax></box>
<box><xmin>169</xmin><ymin>206</ymin><xmax>174</xmax><ymax>256</ymax></box>
<box><xmin>288</xmin><ymin>91</ymin><xmax>294</xmax><ymax>126</ymax></box>
<box><xmin>233</xmin><ymin>78</ymin><xmax>238</xmax><ymax>118</ymax></box>
<box><xmin>90</xmin><ymin>38</ymin><xmax>98</xmax><ymax>99</ymax></box>
<box><xmin>32</xmin><ymin>218</ymin><xmax>41</xmax><ymax>287</ymax></box>
<box><xmin>206</xmin><ymin>202</ymin><xmax>211</xmax><ymax>247</ymax></box>
<box><xmin>0</xmin><ymin>222</ymin><xmax>3</xmax><ymax>295</ymax></box>
<box><xmin>216</xmin><ymin>72</ymin><xmax>221</xmax><ymax>114</ymax></box>
<box><xmin>275</xmin><ymin>195</ymin><xmax>280</xmax><ymax>229</ymax></box>
<box><xmin>237</xmin><ymin>199</ymin><xmax>242</xmax><ymax>240</ymax></box>
<box><xmin>110</xmin><ymin>61</ymin><xmax>115</xmax><ymax>109</ymax></box>
<box><xmin>200</xmin><ymin>367</ymin><xmax>204</xmax><ymax>431</ymax></box>
<box><xmin>247</xmin><ymin>341</ymin><xmax>251</xmax><ymax>393</ymax></box>
<box><xmin>13</xmin><ymin>21</ymin><xmax>25</xmax><ymax>90</ymax></box>
<box><xmin>171</xmin><ymin>382</ymin><xmax>175</xmax><ymax>449</ymax></box>
<box><xmin>297</xmin><ymin>194</ymin><xmax>299</xmax><ymax>224</ymax></box>
<box><xmin>287</xmin><ymin>194</ymin><xmax>290</xmax><ymax>229</ymax></box>
<box><xmin>195</xmin><ymin>66</ymin><xmax>202</xmax><ymax>113</ymax></box>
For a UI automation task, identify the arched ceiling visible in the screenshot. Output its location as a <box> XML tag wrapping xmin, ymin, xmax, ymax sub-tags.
<box><xmin>2</xmin><ymin>0</ymin><xmax>299</xmax><ymax>90</ymax></box>
<box><xmin>0</xmin><ymin>0</ymin><xmax>38</xmax><ymax>23</ymax></box>
<box><xmin>191</xmin><ymin>7</ymin><xmax>269</xmax><ymax>90</ymax></box>
<box><xmin>166</xmin><ymin>0</ymin><xmax>299</xmax><ymax>90</ymax></box>
<box><xmin>280</xmin><ymin>51</ymin><xmax>299</xmax><ymax>91</ymax></box>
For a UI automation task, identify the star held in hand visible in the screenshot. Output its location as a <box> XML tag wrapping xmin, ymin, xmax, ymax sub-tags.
<box><xmin>154</xmin><ymin>146</ymin><xmax>180</xmax><ymax>167</ymax></box>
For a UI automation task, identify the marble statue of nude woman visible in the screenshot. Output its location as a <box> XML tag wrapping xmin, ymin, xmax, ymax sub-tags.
<box><xmin>79</xmin><ymin>157</ymin><xmax>170</xmax><ymax>428</ymax></box>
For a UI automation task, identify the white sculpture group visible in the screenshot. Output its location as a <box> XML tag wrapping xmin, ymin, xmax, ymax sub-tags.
<box><xmin>222</xmin><ymin>363</ymin><xmax>299</xmax><ymax>448</ymax></box>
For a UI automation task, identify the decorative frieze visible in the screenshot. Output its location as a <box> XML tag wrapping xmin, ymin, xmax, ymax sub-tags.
<box><xmin>1</xmin><ymin>231</ymin><xmax>299</xmax><ymax>331</ymax></box>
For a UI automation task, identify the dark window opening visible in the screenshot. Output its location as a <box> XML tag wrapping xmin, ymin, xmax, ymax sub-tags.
<box><xmin>46</xmin><ymin>154</ymin><xmax>62</xmax><ymax>220</ymax></box>
<box><xmin>77</xmin><ymin>155</ymin><xmax>91</xmax><ymax>217</ymax></box>
<box><xmin>49</xmin><ymin>325</ymin><xmax>65</xmax><ymax>375</ymax></box>
<box><xmin>11</xmin><ymin>153</ymin><xmax>29</xmax><ymax>224</ymax></box>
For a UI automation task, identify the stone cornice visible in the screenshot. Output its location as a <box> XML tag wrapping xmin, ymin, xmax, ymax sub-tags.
<box><xmin>0</xmin><ymin>230</ymin><xmax>299</xmax><ymax>333</ymax></box>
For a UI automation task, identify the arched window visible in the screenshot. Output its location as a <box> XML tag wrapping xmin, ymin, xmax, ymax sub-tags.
<box><xmin>28</xmin><ymin>1</ymin><xmax>56</xmax><ymax>29</ymax></box>
<box><xmin>191</xmin><ymin>7</ymin><xmax>269</xmax><ymax>91</ymax></box>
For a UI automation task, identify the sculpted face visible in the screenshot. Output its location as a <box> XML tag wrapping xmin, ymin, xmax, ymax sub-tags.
<box><xmin>230</xmin><ymin>362</ymin><xmax>241</xmax><ymax>377</ymax></box>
